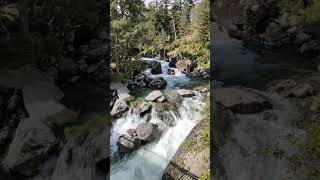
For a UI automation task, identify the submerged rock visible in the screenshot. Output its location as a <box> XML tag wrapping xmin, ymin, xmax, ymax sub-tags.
<box><xmin>149</xmin><ymin>77</ymin><xmax>167</xmax><ymax>89</ymax></box>
<box><xmin>215</xmin><ymin>87</ymin><xmax>272</xmax><ymax>114</ymax></box>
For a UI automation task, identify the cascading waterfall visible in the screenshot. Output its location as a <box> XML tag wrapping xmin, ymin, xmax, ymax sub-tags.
<box><xmin>110</xmin><ymin>58</ymin><xmax>205</xmax><ymax>180</ymax></box>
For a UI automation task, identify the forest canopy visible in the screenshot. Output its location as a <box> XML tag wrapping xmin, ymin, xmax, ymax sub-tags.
<box><xmin>110</xmin><ymin>0</ymin><xmax>210</xmax><ymax>79</ymax></box>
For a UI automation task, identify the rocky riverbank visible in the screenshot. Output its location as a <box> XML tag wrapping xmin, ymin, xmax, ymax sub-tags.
<box><xmin>214</xmin><ymin>0</ymin><xmax>320</xmax><ymax>59</ymax></box>
<box><xmin>0</xmin><ymin>28</ymin><xmax>109</xmax><ymax>179</ymax></box>
<box><xmin>110</xmin><ymin>57</ymin><xmax>209</xmax><ymax>179</ymax></box>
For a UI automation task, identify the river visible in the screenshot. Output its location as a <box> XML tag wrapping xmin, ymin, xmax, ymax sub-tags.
<box><xmin>212</xmin><ymin>22</ymin><xmax>316</xmax><ymax>89</ymax></box>
<box><xmin>109</xmin><ymin>58</ymin><xmax>207</xmax><ymax>179</ymax></box>
<box><xmin>212</xmin><ymin>22</ymin><xmax>309</xmax><ymax>180</ymax></box>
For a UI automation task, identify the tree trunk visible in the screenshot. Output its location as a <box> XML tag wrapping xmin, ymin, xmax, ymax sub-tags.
<box><xmin>171</xmin><ymin>15</ymin><xmax>177</xmax><ymax>40</ymax></box>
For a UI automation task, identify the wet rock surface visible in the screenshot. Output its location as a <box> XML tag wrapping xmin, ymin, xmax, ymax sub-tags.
<box><xmin>110</xmin><ymin>99</ymin><xmax>128</xmax><ymax>118</ymax></box>
<box><xmin>149</xmin><ymin>77</ymin><xmax>167</xmax><ymax>89</ymax></box>
<box><xmin>215</xmin><ymin>87</ymin><xmax>272</xmax><ymax>114</ymax></box>
<box><xmin>145</xmin><ymin>90</ymin><xmax>166</xmax><ymax>102</ymax></box>
<box><xmin>117</xmin><ymin>123</ymin><xmax>159</xmax><ymax>158</ymax></box>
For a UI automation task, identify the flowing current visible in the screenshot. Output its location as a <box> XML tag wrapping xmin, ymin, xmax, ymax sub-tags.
<box><xmin>110</xmin><ymin>58</ymin><xmax>206</xmax><ymax>179</ymax></box>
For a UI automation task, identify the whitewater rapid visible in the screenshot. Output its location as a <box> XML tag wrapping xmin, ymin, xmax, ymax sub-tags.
<box><xmin>109</xmin><ymin>58</ymin><xmax>205</xmax><ymax>179</ymax></box>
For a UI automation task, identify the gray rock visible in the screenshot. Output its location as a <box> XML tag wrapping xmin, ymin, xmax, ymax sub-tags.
<box><xmin>117</xmin><ymin>134</ymin><xmax>141</xmax><ymax>158</ymax></box>
<box><xmin>294</xmin><ymin>32</ymin><xmax>312</xmax><ymax>45</ymax></box>
<box><xmin>268</xmin><ymin>79</ymin><xmax>297</xmax><ymax>96</ymax></box>
<box><xmin>215</xmin><ymin>87</ymin><xmax>272</xmax><ymax>114</ymax></box>
<box><xmin>23</xmin><ymin>81</ymin><xmax>64</xmax><ymax>108</ymax></box>
<box><xmin>300</xmin><ymin>40</ymin><xmax>320</xmax><ymax>54</ymax></box>
<box><xmin>4</xmin><ymin>105</ymin><xmax>59</xmax><ymax>176</ymax></box>
<box><xmin>135</xmin><ymin>123</ymin><xmax>158</xmax><ymax>142</ymax></box>
<box><xmin>149</xmin><ymin>77</ymin><xmax>167</xmax><ymax>89</ymax></box>
<box><xmin>157</xmin><ymin>95</ymin><xmax>166</xmax><ymax>102</ymax></box>
<box><xmin>135</xmin><ymin>102</ymin><xmax>152</xmax><ymax>116</ymax></box>
<box><xmin>143</xmin><ymin>113</ymin><xmax>152</xmax><ymax>122</ymax></box>
<box><xmin>110</xmin><ymin>99</ymin><xmax>128</xmax><ymax>118</ymax></box>
<box><xmin>177</xmin><ymin>89</ymin><xmax>195</xmax><ymax>97</ymax></box>
<box><xmin>291</xmin><ymin>83</ymin><xmax>313</xmax><ymax>98</ymax></box>
<box><xmin>145</xmin><ymin>90</ymin><xmax>165</xmax><ymax>102</ymax></box>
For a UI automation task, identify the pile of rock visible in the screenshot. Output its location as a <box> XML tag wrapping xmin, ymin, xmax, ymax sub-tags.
<box><xmin>128</xmin><ymin>74</ymin><xmax>167</xmax><ymax>89</ymax></box>
<box><xmin>268</xmin><ymin>79</ymin><xmax>314</xmax><ymax>98</ymax></box>
<box><xmin>0</xmin><ymin>68</ymin><xmax>109</xmax><ymax>179</ymax></box>
<box><xmin>215</xmin><ymin>87</ymin><xmax>272</xmax><ymax>114</ymax></box>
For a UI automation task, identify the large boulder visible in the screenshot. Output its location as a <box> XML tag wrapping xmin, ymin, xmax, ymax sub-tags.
<box><xmin>177</xmin><ymin>89</ymin><xmax>195</xmax><ymax>97</ymax></box>
<box><xmin>135</xmin><ymin>123</ymin><xmax>158</xmax><ymax>142</ymax></box>
<box><xmin>149</xmin><ymin>61</ymin><xmax>162</xmax><ymax>74</ymax></box>
<box><xmin>291</xmin><ymin>83</ymin><xmax>314</xmax><ymax>98</ymax></box>
<box><xmin>149</xmin><ymin>77</ymin><xmax>167</xmax><ymax>89</ymax></box>
<box><xmin>117</xmin><ymin>123</ymin><xmax>159</xmax><ymax>158</ymax></box>
<box><xmin>215</xmin><ymin>87</ymin><xmax>272</xmax><ymax>114</ymax></box>
<box><xmin>117</xmin><ymin>135</ymin><xmax>141</xmax><ymax>158</ymax></box>
<box><xmin>145</xmin><ymin>90</ymin><xmax>166</xmax><ymax>102</ymax></box>
<box><xmin>3</xmin><ymin>101</ymin><xmax>75</xmax><ymax>176</ymax></box>
<box><xmin>135</xmin><ymin>102</ymin><xmax>152</xmax><ymax>116</ymax></box>
<box><xmin>110</xmin><ymin>99</ymin><xmax>128</xmax><ymax>118</ymax></box>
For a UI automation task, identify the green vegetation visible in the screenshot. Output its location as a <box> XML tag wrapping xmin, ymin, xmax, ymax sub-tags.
<box><xmin>305</xmin><ymin>0</ymin><xmax>320</xmax><ymax>22</ymax></box>
<box><xmin>200</xmin><ymin>96</ymin><xmax>210</xmax><ymax>149</ymax></box>
<box><xmin>278</xmin><ymin>0</ymin><xmax>320</xmax><ymax>22</ymax></box>
<box><xmin>110</xmin><ymin>0</ymin><xmax>210</xmax><ymax>81</ymax></box>
<box><xmin>199</xmin><ymin>169</ymin><xmax>210</xmax><ymax>180</ymax></box>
